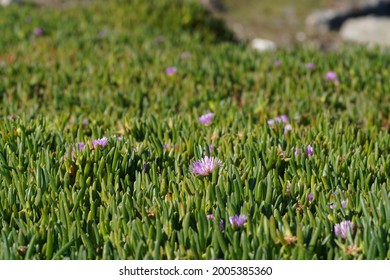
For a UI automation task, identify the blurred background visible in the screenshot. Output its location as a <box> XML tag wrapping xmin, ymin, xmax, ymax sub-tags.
<box><xmin>206</xmin><ymin>0</ymin><xmax>333</xmax><ymax>46</ymax></box>
<box><xmin>2</xmin><ymin>0</ymin><xmax>390</xmax><ymax>51</ymax></box>
<box><xmin>204</xmin><ymin>0</ymin><xmax>390</xmax><ymax>50</ymax></box>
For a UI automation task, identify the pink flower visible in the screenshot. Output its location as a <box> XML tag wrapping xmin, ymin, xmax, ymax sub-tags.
<box><xmin>71</xmin><ymin>142</ymin><xmax>85</xmax><ymax>161</ymax></box>
<box><xmin>76</xmin><ymin>142</ymin><xmax>85</xmax><ymax>151</ymax></box>
<box><xmin>274</xmin><ymin>60</ymin><xmax>281</xmax><ymax>67</ymax></box>
<box><xmin>229</xmin><ymin>214</ymin><xmax>247</xmax><ymax>229</ymax></box>
<box><xmin>203</xmin><ymin>144</ymin><xmax>215</xmax><ymax>155</ymax></box>
<box><xmin>267</xmin><ymin>115</ymin><xmax>288</xmax><ymax>127</ymax></box>
<box><xmin>34</xmin><ymin>27</ymin><xmax>43</xmax><ymax>37</ymax></box>
<box><xmin>334</xmin><ymin>220</ymin><xmax>354</xmax><ymax>238</ymax></box>
<box><xmin>165</xmin><ymin>67</ymin><xmax>177</xmax><ymax>76</ymax></box>
<box><xmin>207</xmin><ymin>214</ymin><xmax>224</xmax><ymax>229</ymax></box>
<box><xmin>206</xmin><ymin>214</ymin><xmax>214</xmax><ymax>220</ymax></box>
<box><xmin>191</xmin><ymin>156</ymin><xmax>222</xmax><ymax>176</ymax></box>
<box><xmin>326</xmin><ymin>71</ymin><xmax>337</xmax><ymax>81</ymax></box>
<box><xmin>325</xmin><ymin>71</ymin><xmax>339</xmax><ymax>84</ymax></box>
<box><xmin>278</xmin><ymin>115</ymin><xmax>289</xmax><ymax>123</ymax></box>
<box><xmin>305</xmin><ymin>63</ymin><xmax>315</xmax><ymax>70</ymax></box>
<box><xmin>306</xmin><ymin>145</ymin><xmax>314</xmax><ymax>157</ymax></box>
<box><xmin>219</xmin><ymin>220</ymin><xmax>224</xmax><ymax>230</ymax></box>
<box><xmin>92</xmin><ymin>137</ymin><xmax>108</xmax><ymax>149</ymax></box>
<box><xmin>284</xmin><ymin>124</ymin><xmax>292</xmax><ymax>134</ymax></box>
<box><xmin>198</xmin><ymin>112</ymin><xmax>214</xmax><ymax>125</ymax></box>
<box><xmin>267</xmin><ymin>119</ymin><xmax>275</xmax><ymax>126</ymax></box>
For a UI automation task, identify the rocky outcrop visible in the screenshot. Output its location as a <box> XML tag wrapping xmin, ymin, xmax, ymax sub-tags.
<box><xmin>340</xmin><ymin>16</ymin><xmax>390</xmax><ymax>46</ymax></box>
<box><xmin>306</xmin><ymin>0</ymin><xmax>390</xmax><ymax>32</ymax></box>
<box><xmin>306</xmin><ymin>0</ymin><xmax>390</xmax><ymax>47</ymax></box>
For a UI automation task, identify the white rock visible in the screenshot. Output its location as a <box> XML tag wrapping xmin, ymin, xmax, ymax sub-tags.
<box><xmin>1</xmin><ymin>0</ymin><xmax>12</xmax><ymax>6</ymax></box>
<box><xmin>251</xmin><ymin>38</ymin><xmax>277</xmax><ymax>52</ymax></box>
<box><xmin>340</xmin><ymin>16</ymin><xmax>390</xmax><ymax>47</ymax></box>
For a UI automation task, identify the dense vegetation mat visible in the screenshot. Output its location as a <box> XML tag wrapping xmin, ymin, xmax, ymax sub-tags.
<box><xmin>0</xmin><ymin>0</ymin><xmax>389</xmax><ymax>259</ymax></box>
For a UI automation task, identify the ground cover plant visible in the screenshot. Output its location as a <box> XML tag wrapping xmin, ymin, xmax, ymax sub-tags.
<box><xmin>0</xmin><ymin>0</ymin><xmax>389</xmax><ymax>260</ymax></box>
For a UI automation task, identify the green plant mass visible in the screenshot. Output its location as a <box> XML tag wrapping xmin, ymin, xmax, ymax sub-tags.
<box><xmin>0</xmin><ymin>0</ymin><xmax>389</xmax><ymax>260</ymax></box>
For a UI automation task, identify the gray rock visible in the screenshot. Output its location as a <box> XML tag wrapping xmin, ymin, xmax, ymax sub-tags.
<box><xmin>305</xmin><ymin>0</ymin><xmax>390</xmax><ymax>34</ymax></box>
<box><xmin>340</xmin><ymin>16</ymin><xmax>390</xmax><ymax>47</ymax></box>
<box><xmin>305</xmin><ymin>9</ymin><xmax>338</xmax><ymax>35</ymax></box>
